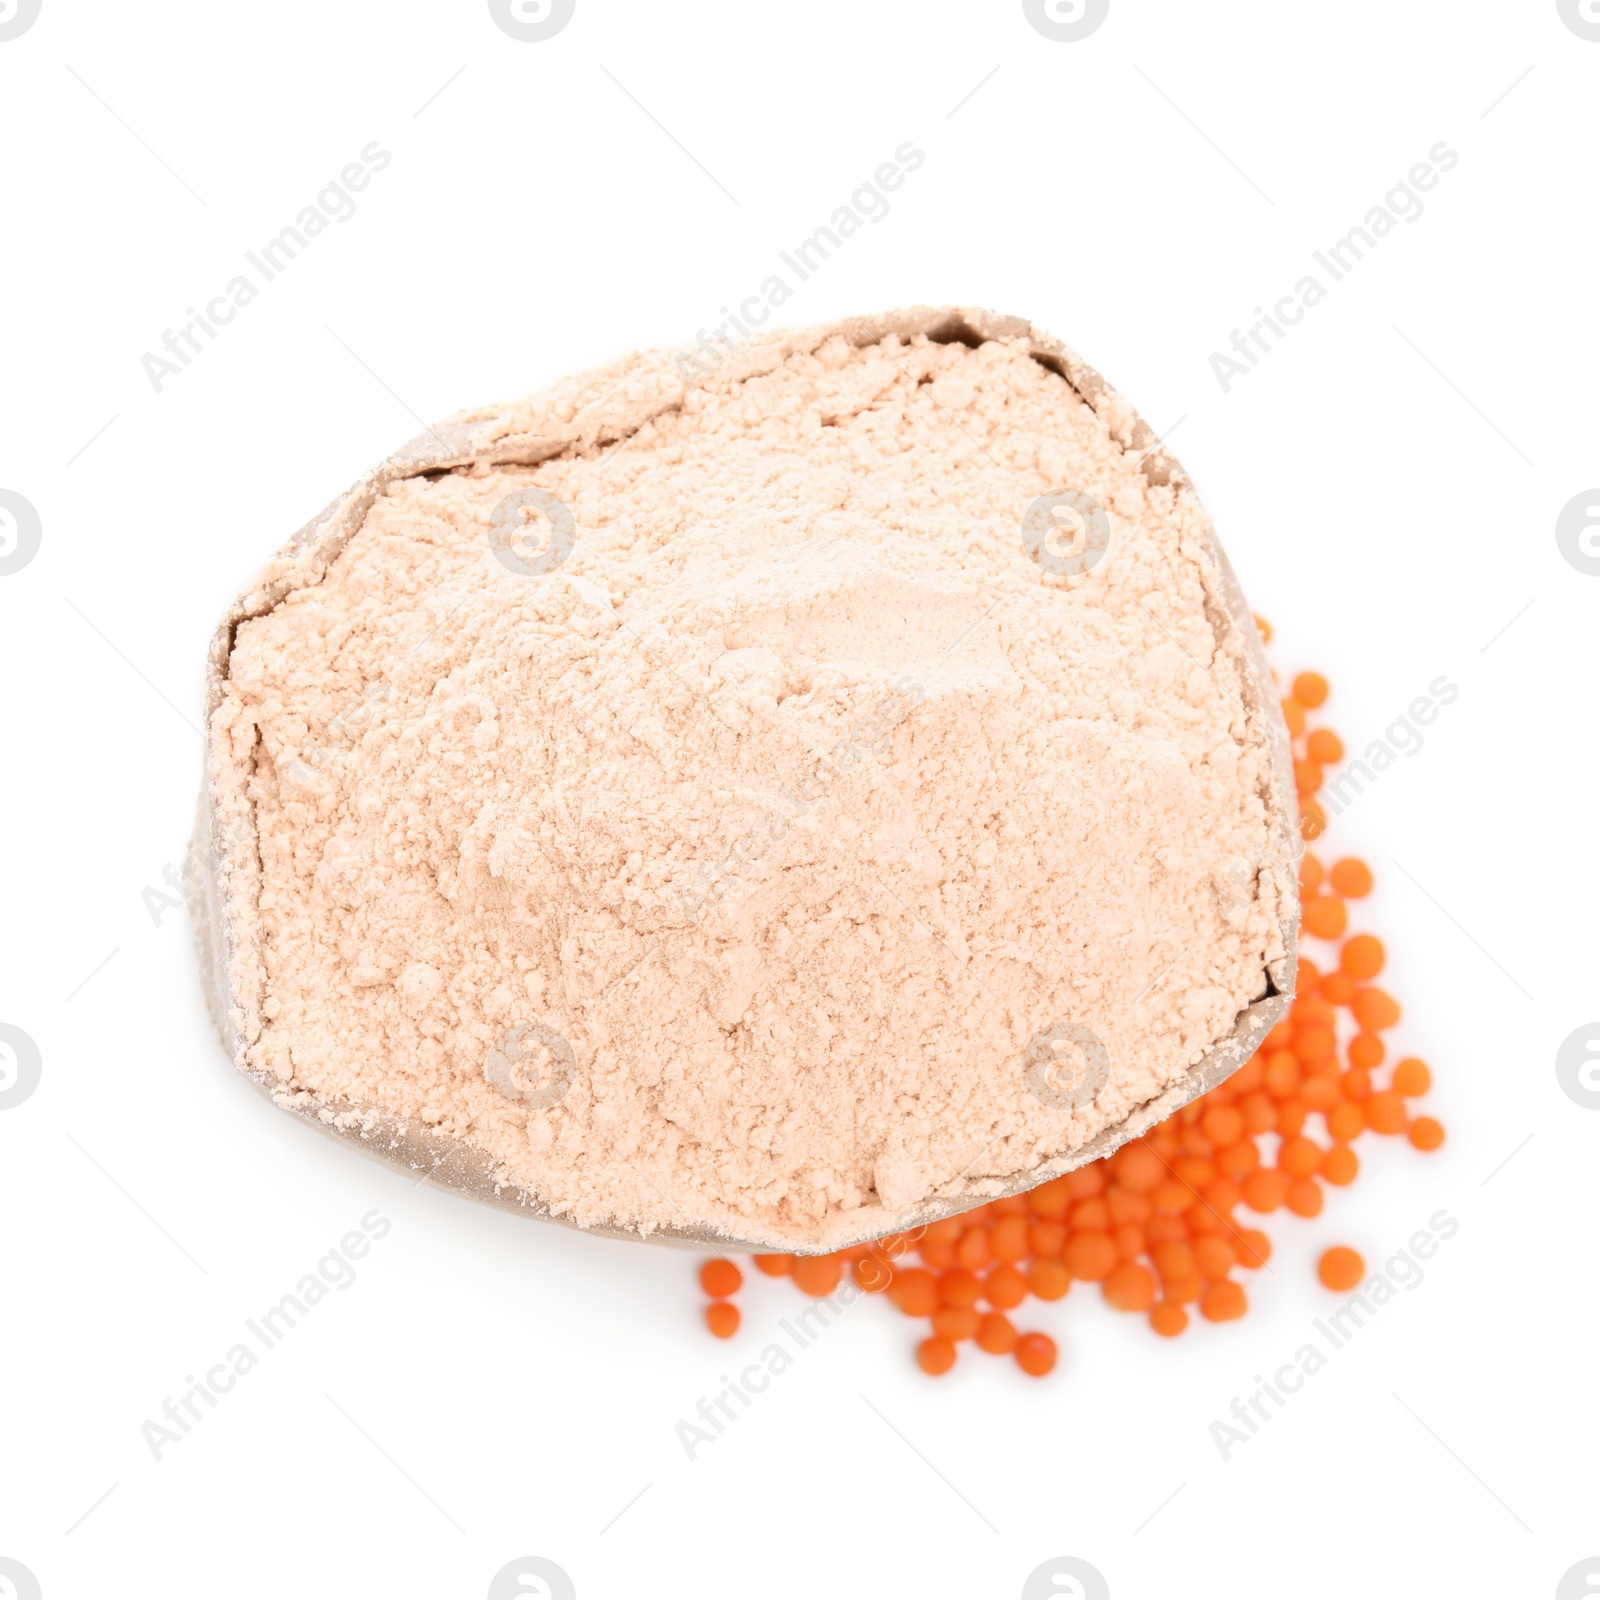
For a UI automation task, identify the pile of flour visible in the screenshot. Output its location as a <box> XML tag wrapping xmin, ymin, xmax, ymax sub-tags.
<box><xmin>215</xmin><ymin>325</ymin><xmax>1288</xmax><ymax>1244</ymax></box>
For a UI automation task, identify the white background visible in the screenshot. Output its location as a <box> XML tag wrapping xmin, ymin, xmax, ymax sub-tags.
<box><xmin>2</xmin><ymin>2</ymin><xmax>1595</xmax><ymax>1597</ymax></box>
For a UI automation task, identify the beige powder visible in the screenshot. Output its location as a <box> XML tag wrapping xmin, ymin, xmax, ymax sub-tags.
<box><xmin>213</xmin><ymin>320</ymin><xmax>1290</xmax><ymax>1247</ymax></box>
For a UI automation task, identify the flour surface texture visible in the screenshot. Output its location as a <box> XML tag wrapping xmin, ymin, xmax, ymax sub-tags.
<box><xmin>212</xmin><ymin>320</ymin><xmax>1290</xmax><ymax>1246</ymax></box>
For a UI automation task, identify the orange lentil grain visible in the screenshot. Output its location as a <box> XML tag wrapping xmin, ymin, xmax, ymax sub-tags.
<box><xmin>1065</xmin><ymin>1232</ymin><xmax>1118</xmax><ymax>1281</ymax></box>
<box><xmin>752</xmin><ymin>1254</ymin><xmax>793</xmax><ymax>1276</ymax></box>
<box><xmin>1294</xmin><ymin>1024</ymin><xmax>1338</xmax><ymax>1069</ymax></box>
<box><xmin>1365</xmin><ymin>1092</ymin><xmax>1408</xmax><ymax>1135</ymax></box>
<box><xmin>1103</xmin><ymin>1261</ymin><xmax>1158</xmax><ymax>1312</ymax></box>
<box><xmin>916</xmin><ymin>1336</ymin><xmax>957</xmax><ymax>1376</ymax></box>
<box><xmin>853</xmin><ymin>1254</ymin><xmax>893</xmax><ymax>1293</ymax></box>
<box><xmin>1321</xmin><ymin>969</ymin><xmax>1357</xmax><ymax>1006</ymax></box>
<box><xmin>791</xmin><ymin>1255</ymin><xmax>843</xmax><ymax>1297</ymax></box>
<box><xmin>1234</xmin><ymin>1229</ymin><xmax>1272</xmax><ymax>1269</ymax></box>
<box><xmin>975</xmin><ymin>1312</ymin><xmax>1019</xmax><ymax>1355</ymax></box>
<box><xmin>985</xmin><ymin>1265</ymin><xmax>1029</xmax><ymax>1311</ymax></box>
<box><xmin>1106</xmin><ymin>1186</ymin><xmax>1152</xmax><ymax>1225</ymax></box>
<box><xmin>1264</xmin><ymin>1050</ymin><xmax>1300</xmax><ymax>1098</ymax></box>
<box><xmin>1321</xmin><ymin>1145</ymin><xmax>1359</xmax><ymax>1185</ymax></box>
<box><xmin>1240</xmin><ymin>1092</ymin><xmax>1278</xmax><ymax>1135</ymax></box>
<box><xmin>1113</xmin><ymin>1223</ymin><xmax>1147</xmax><ymax>1261</ymax></box>
<box><xmin>1340</xmin><ymin>934</ymin><xmax>1385</xmax><ymax>980</ymax></box>
<box><xmin>1279</xmin><ymin>1137</ymin><xmax>1324</xmax><ymax>1179</ymax></box>
<box><xmin>1299</xmin><ymin>1077</ymin><xmax>1337</xmax><ymax>1113</ymax></box>
<box><xmin>1217</xmin><ymin>1141</ymin><xmax>1262</xmax><ymax>1181</ymax></box>
<box><xmin>1348</xmin><ymin>1032</ymin><xmax>1386</xmax><ymax>1070</ymax></box>
<box><xmin>1242</xmin><ymin>1169</ymin><xmax>1288</xmax><ymax>1212</ymax></box>
<box><xmin>1194</xmin><ymin>1235</ymin><xmax>1238</xmax><ymax>1280</ymax></box>
<box><xmin>1201</xmin><ymin>1281</ymin><xmax>1248</xmax><ymax>1322</ymax></box>
<box><xmin>1201</xmin><ymin>1105</ymin><xmax>1245</xmax><ymax>1146</ymax></box>
<box><xmin>1317</xmin><ymin>1246</ymin><xmax>1365</xmax><ymax>1292</ymax></box>
<box><xmin>940</xmin><ymin>1270</ymin><xmax>984</xmax><ymax>1309</ymax></box>
<box><xmin>991</xmin><ymin>1215</ymin><xmax>1031</xmax><ymax>1262</ymax></box>
<box><xmin>1145</xmin><ymin>1213</ymin><xmax>1187</xmax><ymax>1247</ymax></box>
<box><xmin>1162</xmin><ymin>1271</ymin><xmax>1204</xmax><ymax>1306</ymax></box>
<box><xmin>1286</xmin><ymin>1179</ymin><xmax>1324</xmax><ymax>1218</ymax></box>
<box><xmin>1293</xmin><ymin>671</ymin><xmax>1329</xmax><ymax>708</ymax></box>
<box><xmin>888</xmin><ymin>1269</ymin><xmax>940</xmax><ymax>1318</ymax></box>
<box><xmin>700</xmin><ymin>1259</ymin><xmax>743</xmax><ymax>1298</ymax></box>
<box><xmin>1392</xmin><ymin>1057</ymin><xmax>1432</xmax><ymax>1097</ymax></box>
<box><xmin>1152</xmin><ymin>1241</ymin><xmax>1196</xmax><ymax>1283</ymax></box>
<box><xmin>1329</xmin><ymin>857</ymin><xmax>1373</xmax><ymax>897</ymax></box>
<box><xmin>1027</xmin><ymin>1258</ymin><xmax>1073</xmax><ymax>1301</ymax></box>
<box><xmin>1307</xmin><ymin>728</ymin><xmax>1344</xmax><ymax>764</ymax></box>
<box><xmin>1327</xmin><ymin>1101</ymin><xmax>1366</xmax><ymax>1143</ymax></box>
<box><xmin>1295</xmin><ymin>995</ymin><xmax>1337</xmax><ymax>1027</ymax></box>
<box><xmin>1027</xmin><ymin>1176</ymin><xmax>1073</xmax><ymax>1217</ymax></box>
<box><xmin>705</xmin><ymin>1302</ymin><xmax>740</xmax><ymax>1339</ymax></box>
<box><xmin>1014</xmin><ymin>1332</ymin><xmax>1057</xmax><ymax>1376</ymax></box>
<box><xmin>956</xmin><ymin>1229</ymin><xmax>992</xmax><ymax>1271</ymax></box>
<box><xmin>1301</xmin><ymin>896</ymin><xmax>1348</xmax><ymax>940</ymax></box>
<box><xmin>1064</xmin><ymin>1168</ymin><xmax>1106</xmax><ymax>1199</ymax></box>
<box><xmin>1408</xmin><ymin>1116</ymin><xmax>1445</xmax><ymax>1151</ymax></box>
<box><xmin>1112</xmin><ymin>1143</ymin><xmax>1165</xmax><ymax>1193</ymax></box>
<box><xmin>932</xmin><ymin>1306</ymin><xmax>981</xmax><ymax>1342</ymax></box>
<box><xmin>1029</xmin><ymin>1221</ymin><xmax>1067</xmax><ymax>1258</ymax></box>
<box><xmin>1149</xmin><ymin>1301</ymin><xmax>1189</xmax><ymax>1338</ymax></box>
<box><xmin>1353</xmin><ymin>987</ymin><xmax>1401</xmax><ymax>1031</ymax></box>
